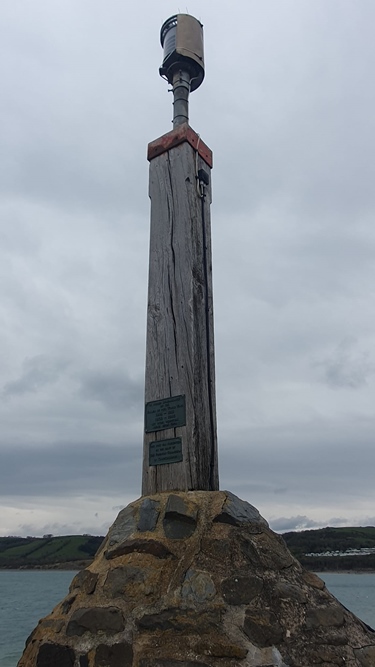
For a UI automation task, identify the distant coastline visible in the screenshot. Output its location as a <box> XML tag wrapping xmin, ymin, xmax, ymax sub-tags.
<box><xmin>1</xmin><ymin>526</ymin><xmax>375</xmax><ymax>572</ymax></box>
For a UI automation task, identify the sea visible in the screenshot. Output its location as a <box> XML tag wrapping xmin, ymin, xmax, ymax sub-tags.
<box><xmin>0</xmin><ymin>570</ymin><xmax>374</xmax><ymax>667</ymax></box>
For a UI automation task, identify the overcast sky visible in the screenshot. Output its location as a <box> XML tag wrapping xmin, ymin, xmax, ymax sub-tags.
<box><xmin>1</xmin><ymin>0</ymin><xmax>375</xmax><ymax>537</ymax></box>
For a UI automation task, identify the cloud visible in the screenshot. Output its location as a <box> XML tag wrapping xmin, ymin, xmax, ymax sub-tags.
<box><xmin>269</xmin><ymin>516</ymin><xmax>321</xmax><ymax>533</ymax></box>
<box><xmin>314</xmin><ymin>338</ymin><xmax>375</xmax><ymax>389</ymax></box>
<box><xmin>1</xmin><ymin>0</ymin><xmax>375</xmax><ymax>536</ymax></box>
<box><xmin>3</xmin><ymin>354</ymin><xmax>70</xmax><ymax>398</ymax></box>
<box><xmin>78</xmin><ymin>369</ymin><xmax>143</xmax><ymax>411</ymax></box>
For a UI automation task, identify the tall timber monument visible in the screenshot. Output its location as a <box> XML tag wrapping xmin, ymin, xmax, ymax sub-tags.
<box><xmin>18</xmin><ymin>15</ymin><xmax>375</xmax><ymax>667</ymax></box>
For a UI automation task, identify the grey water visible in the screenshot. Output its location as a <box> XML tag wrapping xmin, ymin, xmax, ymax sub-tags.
<box><xmin>0</xmin><ymin>570</ymin><xmax>374</xmax><ymax>667</ymax></box>
<box><xmin>0</xmin><ymin>570</ymin><xmax>77</xmax><ymax>667</ymax></box>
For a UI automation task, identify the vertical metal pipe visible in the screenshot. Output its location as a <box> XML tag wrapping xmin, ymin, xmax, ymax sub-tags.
<box><xmin>172</xmin><ymin>69</ymin><xmax>191</xmax><ymax>127</ymax></box>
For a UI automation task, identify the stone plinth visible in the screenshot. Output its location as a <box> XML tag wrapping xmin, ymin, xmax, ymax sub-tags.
<box><xmin>18</xmin><ymin>492</ymin><xmax>375</xmax><ymax>667</ymax></box>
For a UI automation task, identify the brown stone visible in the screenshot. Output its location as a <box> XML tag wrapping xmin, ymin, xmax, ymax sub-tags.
<box><xmin>69</xmin><ymin>570</ymin><xmax>98</xmax><ymax>595</ymax></box>
<box><xmin>36</xmin><ymin>643</ymin><xmax>75</xmax><ymax>667</ymax></box>
<box><xmin>140</xmin><ymin>662</ymin><xmax>210</xmax><ymax>667</ymax></box>
<box><xmin>137</xmin><ymin>608</ymin><xmax>221</xmax><ymax>633</ymax></box>
<box><xmin>196</xmin><ymin>640</ymin><xmax>247</xmax><ymax>659</ymax></box>
<box><xmin>221</xmin><ymin>574</ymin><xmax>263</xmax><ymax>605</ymax></box>
<box><xmin>95</xmin><ymin>642</ymin><xmax>133</xmax><ymax>667</ymax></box>
<box><xmin>66</xmin><ymin>607</ymin><xmax>124</xmax><ymax>636</ymax></box>
<box><xmin>104</xmin><ymin>565</ymin><xmax>146</xmax><ymax>597</ymax></box>
<box><xmin>354</xmin><ymin>645</ymin><xmax>375</xmax><ymax>667</ymax></box>
<box><xmin>16</xmin><ymin>491</ymin><xmax>375</xmax><ymax>667</ymax></box>
<box><xmin>302</xmin><ymin>570</ymin><xmax>325</xmax><ymax>590</ymax></box>
<box><xmin>305</xmin><ymin>605</ymin><xmax>344</xmax><ymax>629</ymax></box>
<box><xmin>105</xmin><ymin>538</ymin><xmax>173</xmax><ymax>560</ymax></box>
<box><xmin>317</xmin><ymin>646</ymin><xmax>346</xmax><ymax>664</ymax></box>
<box><xmin>274</xmin><ymin>581</ymin><xmax>307</xmax><ymax>603</ymax></box>
<box><xmin>243</xmin><ymin>608</ymin><xmax>283</xmax><ymax>647</ymax></box>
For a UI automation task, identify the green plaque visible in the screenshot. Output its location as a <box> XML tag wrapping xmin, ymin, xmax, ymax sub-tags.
<box><xmin>149</xmin><ymin>437</ymin><xmax>183</xmax><ymax>466</ymax></box>
<box><xmin>145</xmin><ymin>395</ymin><xmax>186</xmax><ymax>433</ymax></box>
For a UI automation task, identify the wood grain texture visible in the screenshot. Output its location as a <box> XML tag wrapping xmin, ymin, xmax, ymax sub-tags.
<box><xmin>142</xmin><ymin>140</ymin><xmax>219</xmax><ymax>494</ymax></box>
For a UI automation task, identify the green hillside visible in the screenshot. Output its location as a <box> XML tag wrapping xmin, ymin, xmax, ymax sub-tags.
<box><xmin>283</xmin><ymin>526</ymin><xmax>375</xmax><ymax>571</ymax></box>
<box><xmin>0</xmin><ymin>535</ymin><xmax>104</xmax><ymax>569</ymax></box>
<box><xmin>1</xmin><ymin>526</ymin><xmax>375</xmax><ymax>570</ymax></box>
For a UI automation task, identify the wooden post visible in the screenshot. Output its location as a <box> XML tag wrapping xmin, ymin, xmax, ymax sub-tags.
<box><xmin>142</xmin><ymin>123</ymin><xmax>219</xmax><ymax>495</ymax></box>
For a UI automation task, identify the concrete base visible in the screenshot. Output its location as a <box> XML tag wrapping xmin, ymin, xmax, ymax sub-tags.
<box><xmin>18</xmin><ymin>491</ymin><xmax>375</xmax><ymax>667</ymax></box>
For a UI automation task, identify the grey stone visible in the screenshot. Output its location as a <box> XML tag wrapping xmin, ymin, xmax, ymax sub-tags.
<box><xmin>165</xmin><ymin>494</ymin><xmax>198</xmax><ymax>521</ymax></box>
<box><xmin>163</xmin><ymin>495</ymin><xmax>198</xmax><ymax>539</ymax></box>
<box><xmin>95</xmin><ymin>642</ymin><xmax>133</xmax><ymax>667</ymax></box>
<box><xmin>106</xmin><ymin>504</ymin><xmax>137</xmax><ymax>547</ymax></box>
<box><xmin>163</xmin><ymin>515</ymin><xmax>197</xmax><ymax>539</ymax></box>
<box><xmin>213</xmin><ymin>491</ymin><xmax>268</xmax><ymax>527</ymax></box>
<box><xmin>138</xmin><ymin>498</ymin><xmax>160</xmax><ymax>532</ymax></box>
<box><xmin>305</xmin><ymin>605</ymin><xmax>344</xmax><ymax>629</ymax></box>
<box><xmin>69</xmin><ymin>570</ymin><xmax>98</xmax><ymax>595</ymax></box>
<box><xmin>66</xmin><ymin>607</ymin><xmax>124</xmax><ymax>636</ymax></box>
<box><xmin>243</xmin><ymin>608</ymin><xmax>283</xmax><ymax>647</ymax></box>
<box><xmin>104</xmin><ymin>565</ymin><xmax>146</xmax><ymax>597</ymax></box>
<box><xmin>61</xmin><ymin>595</ymin><xmax>76</xmax><ymax>615</ymax></box>
<box><xmin>181</xmin><ymin>569</ymin><xmax>216</xmax><ymax>604</ymax></box>
<box><xmin>355</xmin><ymin>645</ymin><xmax>375</xmax><ymax>666</ymax></box>
<box><xmin>221</xmin><ymin>574</ymin><xmax>263</xmax><ymax>605</ymax></box>
<box><xmin>137</xmin><ymin>608</ymin><xmax>221</xmax><ymax>633</ymax></box>
<box><xmin>36</xmin><ymin>644</ymin><xmax>75</xmax><ymax>667</ymax></box>
<box><xmin>105</xmin><ymin>538</ymin><xmax>172</xmax><ymax>560</ymax></box>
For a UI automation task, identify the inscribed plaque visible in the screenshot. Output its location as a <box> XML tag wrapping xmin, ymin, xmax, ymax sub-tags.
<box><xmin>145</xmin><ymin>395</ymin><xmax>186</xmax><ymax>433</ymax></box>
<box><xmin>149</xmin><ymin>437</ymin><xmax>183</xmax><ymax>466</ymax></box>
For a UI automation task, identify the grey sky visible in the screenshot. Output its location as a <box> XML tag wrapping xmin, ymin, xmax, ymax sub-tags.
<box><xmin>1</xmin><ymin>0</ymin><xmax>375</xmax><ymax>536</ymax></box>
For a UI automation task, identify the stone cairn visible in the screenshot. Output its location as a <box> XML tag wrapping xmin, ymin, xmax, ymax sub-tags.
<box><xmin>18</xmin><ymin>491</ymin><xmax>375</xmax><ymax>667</ymax></box>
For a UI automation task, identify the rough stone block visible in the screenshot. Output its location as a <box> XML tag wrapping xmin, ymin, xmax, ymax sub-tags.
<box><xmin>36</xmin><ymin>643</ymin><xmax>75</xmax><ymax>667</ymax></box>
<box><xmin>138</xmin><ymin>498</ymin><xmax>160</xmax><ymax>532</ymax></box>
<box><xmin>355</xmin><ymin>645</ymin><xmax>375</xmax><ymax>667</ymax></box>
<box><xmin>165</xmin><ymin>495</ymin><xmax>198</xmax><ymax>521</ymax></box>
<box><xmin>95</xmin><ymin>642</ymin><xmax>133</xmax><ymax>667</ymax></box>
<box><xmin>181</xmin><ymin>569</ymin><xmax>216</xmax><ymax>604</ymax></box>
<box><xmin>140</xmin><ymin>661</ymin><xmax>210</xmax><ymax>667</ymax></box>
<box><xmin>69</xmin><ymin>570</ymin><xmax>98</xmax><ymax>595</ymax></box>
<box><xmin>221</xmin><ymin>574</ymin><xmax>263</xmax><ymax>605</ymax></box>
<box><xmin>302</xmin><ymin>570</ymin><xmax>325</xmax><ymax>590</ymax></box>
<box><xmin>104</xmin><ymin>565</ymin><xmax>146</xmax><ymax>598</ymax></box>
<box><xmin>66</xmin><ymin>607</ymin><xmax>124</xmax><ymax>636</ymax></box>
<box><xmin>274</xmin><ymin>581</ymin><xmax>307</xmax><ymax>603</ymax></box>
<box><xmin>243</xmin><ymin>608</ymin><xmax>283</xmax><ymax>647</ymax></box>
<box><xmin>105</xmin><ymin>538</ymin><xmax>172</xmax><ymax>560</ymax></box>
<box><xmin>305</xmin><ymin>605</ymin><xmax>344</xmax><ymax>629</ymax></box>
<box><xmin>137</xmin><ymin>608</ymin><xmax>221</xmax><ymax>633</ymax></box>
<box><xmin>107</xmin><ymin>505</ymin><xmax>137</xmax><ymax>547</ymax></box>
<box><xmin>214</xmin><ymin>491</ymin><xmax>268</xmax><ymax>528</ymax></box>
<box><xmin>163</xmin><ymin>495</ymin><xmax>198</xmax><ymax>539</ymax></box>
<box><xmin>196</xmin><ymin>640</ymin><xmax>248</xmax><ymax>659</ymax></box>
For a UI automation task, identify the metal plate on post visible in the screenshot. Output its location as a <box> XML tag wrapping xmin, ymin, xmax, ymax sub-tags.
<box><xmin>149</xmin><ymin>437</ymin><xmax>183</xmax><ymax>466</ymax></box>
<box><xmin>145</xmin><ymin>395</ymin><xmax>186</xmax><ymax>433</ymax></box>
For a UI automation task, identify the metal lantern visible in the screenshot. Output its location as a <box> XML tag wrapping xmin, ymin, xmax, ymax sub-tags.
<box><xmin>159</xmin><ymin>14</ymin><xmax>205</xmax><ymax>127</ymax></box>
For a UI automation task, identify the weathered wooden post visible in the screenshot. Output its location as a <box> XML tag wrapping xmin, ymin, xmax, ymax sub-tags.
<box><xmin>142</xmin><ymin>14</ymin><xmax>219</xmax><ymax>495</ymax></box>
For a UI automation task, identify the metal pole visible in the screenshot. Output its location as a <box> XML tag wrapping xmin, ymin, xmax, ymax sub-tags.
<box><xmin>172</xmin><ymin>69</ymin><xmax>191</xmax><ymax>127</ymax></box>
